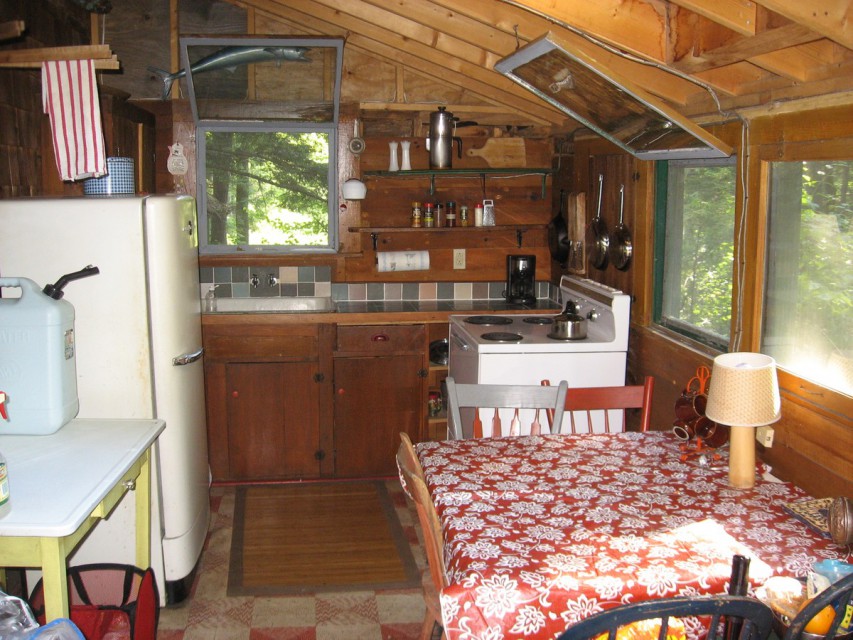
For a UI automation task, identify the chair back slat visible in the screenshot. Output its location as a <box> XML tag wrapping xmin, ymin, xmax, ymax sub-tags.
<box><xmin>545</xmin><ymin>376</ymin><xmax>655</xmax><ymax>434</ymax></box>
<box><xmin>557</xmin><ymin>594</ymin><xmax>775</xmax><ymax>640</ymax></box>
<box><xmin>396</xmin><ymin>434</ymin><xmax>447</xmax><ymax>591</ymax></box>
<box><xmin>446</xmin><ymin>378</ymin><xmax>568</xmax><ymax>439</ymax></box>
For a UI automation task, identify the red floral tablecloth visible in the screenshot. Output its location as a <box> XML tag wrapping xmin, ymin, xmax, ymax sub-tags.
<box><xmin>415</xmin><ymin>432</ymin><xmax>851</xmax><ymax>640</ymax></box>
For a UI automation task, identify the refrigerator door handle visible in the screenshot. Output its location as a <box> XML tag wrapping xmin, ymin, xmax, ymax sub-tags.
<box><xmin>172</xmin><ymin>347</ymin><xmax>204</xmax><ymax>366</ymax></box>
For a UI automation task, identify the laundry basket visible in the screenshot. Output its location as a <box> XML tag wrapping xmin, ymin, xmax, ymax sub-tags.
<box><xmin>28</xmin><ymin>564</ymin><xmax>158</xmax><ymax>640</ymax></box>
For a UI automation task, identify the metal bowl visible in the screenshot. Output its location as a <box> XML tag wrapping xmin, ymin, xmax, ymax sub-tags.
<box><xmin>429</xmin><ymin>338</ymin><xmax>448</xmax><ymax>365</ymax></box>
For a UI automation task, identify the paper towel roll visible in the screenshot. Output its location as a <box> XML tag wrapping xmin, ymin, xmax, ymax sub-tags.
<box><xmin>377</xmin><ymin>250</ymin><xmax>430</xmax><ymax>272</ymax></box>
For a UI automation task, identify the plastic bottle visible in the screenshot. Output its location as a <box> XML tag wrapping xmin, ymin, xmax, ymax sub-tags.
<box><xmin>474</xmin><ymin>203</ymin><xmax>484</xmax><ymax>227</ymax></box>
<box><xmin>0</xmin><ymin>449</ymin><xmax>10</xmax><ymax>518</ymax></box>
<box><xmin>204</xmin><ymin>285</ymin><xmax>218</xmax><ymax>313</ymax></box>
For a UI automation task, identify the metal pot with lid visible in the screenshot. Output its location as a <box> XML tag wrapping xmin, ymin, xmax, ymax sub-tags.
<box><xmin>548</xmin><ymin>300</ymin><xmax>588</xmax><ymax>340</ymax></box>
<box><xmin>426</xmin><ymin>106</ymin><xmax>463</xmax><ymax>169</ymax></box>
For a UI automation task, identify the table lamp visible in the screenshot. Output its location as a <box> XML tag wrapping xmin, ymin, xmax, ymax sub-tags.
<box><xmin>704</xmin><ymin>353</ymin><xmax>781</xmax><ymax>489</ymax></box>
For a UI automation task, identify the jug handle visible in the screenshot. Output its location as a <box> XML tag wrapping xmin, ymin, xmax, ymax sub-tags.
<box><xmin>453</xmin><ymin>137</ymin><xmax>463</xmax><ymax>158</ymax></box>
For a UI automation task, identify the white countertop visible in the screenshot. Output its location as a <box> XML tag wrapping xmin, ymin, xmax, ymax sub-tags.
<box><xmin>0</xmin><ymin>418</ymin><xmax>164</xmax><ymax>537</ymax></box>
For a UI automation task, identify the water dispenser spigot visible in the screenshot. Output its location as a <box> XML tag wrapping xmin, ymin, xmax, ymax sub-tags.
<box><xmin>42</xmin><ymin>265</ymin><xmax>100</xmax><ymax>300</ymax></box>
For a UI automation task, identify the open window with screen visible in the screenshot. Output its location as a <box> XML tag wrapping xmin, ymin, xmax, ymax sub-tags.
<box><xmin>654</xmin><ymin>158</ymin><xmax>737</xmax><ymax>350</ymax></box>
<box><xmin>762</xmin><ymin>160</ymin><xmax>853</xmax><ymax>396</ymax></box>
<box><xmin>179</xmin><ymin>37</ymin><xmax>343</xmax><ymax>255</ymax></box>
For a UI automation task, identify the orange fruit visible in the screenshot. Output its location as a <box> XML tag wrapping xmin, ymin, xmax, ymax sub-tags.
<box><xmin>798</xmin><ymin>598</ymin><xmax>836</xmax><ymax>635</ymax></box>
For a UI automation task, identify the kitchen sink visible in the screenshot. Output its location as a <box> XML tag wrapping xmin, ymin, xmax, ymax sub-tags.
<box><xmin>209</xmin><ymin>296</ymin><xmax>336</xmax><ymax>313</ymax></box>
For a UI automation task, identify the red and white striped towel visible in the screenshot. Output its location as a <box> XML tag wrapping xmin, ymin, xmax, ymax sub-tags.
<box><xmin>42</xmin><ymin>59</ymin><xmax>107</xmax><ymax>181</ymax></box>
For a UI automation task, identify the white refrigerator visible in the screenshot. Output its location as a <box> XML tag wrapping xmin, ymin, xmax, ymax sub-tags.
<box><xmin>0</xmin><ymin>195</ymin><xmax>210</xmax><ymax>605</ymax></box>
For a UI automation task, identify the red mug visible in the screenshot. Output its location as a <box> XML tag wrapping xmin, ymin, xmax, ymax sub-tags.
<box><xmin>675</xmin><ymin>393</ymin><xmax>707</xmax><ymax>422</ymax></box>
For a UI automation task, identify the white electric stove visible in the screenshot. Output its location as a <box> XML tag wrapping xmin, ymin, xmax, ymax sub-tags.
<box><xmin>448</xmin><ymin>275</ymin><xmax>631</xmax><ymax>436</ymax></box>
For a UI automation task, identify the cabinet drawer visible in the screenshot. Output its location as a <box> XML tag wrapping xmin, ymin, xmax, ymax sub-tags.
<box><xmin>336</xmin><ymin>324</ymin><xmax>425</xmax><ymax>354</ymax></box>
<box><xmin>204</xmin><ymin>324</ymin><xmax>318</xmax><ymax>361</ymax></box>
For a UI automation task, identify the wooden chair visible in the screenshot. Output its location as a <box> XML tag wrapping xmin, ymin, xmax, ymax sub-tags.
<box><xmin>444</xmin><ymin>377</ymin><xmax>568</xmax><ymax>439</ymax></box>
<box><xmin>782</xmin><ymin>572</ymin><xmax>853</xmax><ymax>640</ymax></box>
<box><xmin>397</xmin><ymin>433</ymin><xmax>447</xmax><ymax>640</ymax></box>
<box><xmin>543</xmin><ymin>376</ymin><xmax>655</xmax><ymax>434</ymax></box>
<box><xmin>557</xmin><ymin>594</ymin><xmax>775</xmax><ymax>640</ymax></box>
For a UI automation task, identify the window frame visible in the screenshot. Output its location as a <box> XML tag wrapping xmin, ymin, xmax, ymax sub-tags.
<box><xmin>653</xmin><ymin>156</ymin><xmax>738</xmax><ymax>351</ymax></box>
<box><xmin>196</xmin><ymin>121</ymin><xmax>339</xmax><ymax>256</ymax></box>
<box><xmin>180</xmin><ymin>35</ymin><xmax>343</xmax><ymax>257</ymax></box>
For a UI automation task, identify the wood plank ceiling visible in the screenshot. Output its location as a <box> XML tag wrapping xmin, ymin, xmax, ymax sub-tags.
<box><xmin>224</xmin><ymin>0</ymin><xmax>852</xmax><ymax>131</ymax></box>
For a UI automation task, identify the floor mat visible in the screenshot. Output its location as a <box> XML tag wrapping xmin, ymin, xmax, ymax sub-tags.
<box><xmin>228</xmin><ymin>480</ymin><xmax>420</xmax><ymax>596</ymax></box>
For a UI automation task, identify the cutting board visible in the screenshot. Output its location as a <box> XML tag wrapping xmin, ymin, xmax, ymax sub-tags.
<box><xmin>466</xmin><ymin>138</ymin><xmax>527</xmax><ymax>167</ymax></box>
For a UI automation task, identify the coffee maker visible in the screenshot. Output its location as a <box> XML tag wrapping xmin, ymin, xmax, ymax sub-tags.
<box><xmin>505</xmin><ymin>255</ymin><xmax>536</xmax><ymax>305</ymax></box>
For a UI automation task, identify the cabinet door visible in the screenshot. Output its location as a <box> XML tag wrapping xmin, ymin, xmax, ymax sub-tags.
<box><xmin>333</xmin><ymin>354</ymin><xmax>424</xmax><ymax>477</ymax></box>
<box><xmin>226</xmin><ymin>362</ymin><xmax>323</xmax><ymax>480</ymax></box>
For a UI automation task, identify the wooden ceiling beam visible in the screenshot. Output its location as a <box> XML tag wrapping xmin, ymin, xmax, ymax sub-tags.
<box><xmin>751</xmin><ymin>0</ymin><xmax>853</xmax><ymax>48</ymax></box>
<box><xmin>495</xmin><ymin>0</ymin><xmax>667</xmax><ymax>61</ymax></box>
<box><xmin>435</xmin><ymin>0</ymin><xmax>709</xmax><ymax>106</ymax></box>
<box><xmin>668</xmin><ymin>0</ymin><xmax>757</xmax><ymax>36</ymax></box>
<box><xmin>237</xmin><ymin>0</ymin><xmax>568</xmax><ymax>124</ymax></box>
<box><xmin>671</xmin><ymin>22</ymin><xmax>822</xmax><ymax>73</ymax></box>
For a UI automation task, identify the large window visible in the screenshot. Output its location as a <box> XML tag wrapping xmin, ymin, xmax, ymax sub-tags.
<box><xmin>199</xmin><ymin>126</ymin><xmax>336</xmax><ymax>253</ymax></box>
<box><xmin>763</xmin><ymin>160</ymin><xmax>853</xmax><ymax>396</ymax></box>
<box><xmin>179</xmin><ymin>36</ymin><xmax>343</xmax><ymax>255</ymax></box>
<box><xmin>654</xmin><ymin>158</ymin><xmax>737</xmax><ymax>349</ymax></box>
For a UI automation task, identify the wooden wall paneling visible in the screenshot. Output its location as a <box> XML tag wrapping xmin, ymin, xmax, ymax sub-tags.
<box><xmin>764</xmin><ymin>396</ymin><xmax>853</xmax><ymax>498</ymax></box>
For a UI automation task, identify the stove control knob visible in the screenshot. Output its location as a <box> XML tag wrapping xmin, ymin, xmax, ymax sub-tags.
<box><xmin>587</xmin><ymin>309</ymin><xmax>600</xmax><ymax>322</ymax></box>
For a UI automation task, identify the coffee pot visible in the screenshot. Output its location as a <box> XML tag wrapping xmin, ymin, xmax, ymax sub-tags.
<box><xmin>426</xmin><ymin>106</ymin><xmax>463</xmax><ymax>169</ymax></box>
<box><xmin>505</xmin><ymin>255</ymin><xmax>536</xmax><ymax>305</ymax></box>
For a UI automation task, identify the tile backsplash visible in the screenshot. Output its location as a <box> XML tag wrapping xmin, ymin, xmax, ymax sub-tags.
<box><xmin>199</xmin><ymin>265</ymin><xmax>554</xmax><ymax>302</ymax></box>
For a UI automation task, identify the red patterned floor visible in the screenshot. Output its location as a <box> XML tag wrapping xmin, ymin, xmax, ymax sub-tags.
<box><xmin>157</xmin><ymin>481</ymin><xmax>427</xmax><ymax>640</ymax></box>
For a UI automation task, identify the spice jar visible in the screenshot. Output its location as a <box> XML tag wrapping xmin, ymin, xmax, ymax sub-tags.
<box><xmin>434</xmin><ymin>203</ymin><xmax>444</xmax><ymax>227</ymax></box>
<box><xmin>445</xmin><ymin>201</ymin><xmax>457</xmax><ymax>227</ymax></box>
<box><xmin>423</xmin><ymin>202</ymin><xmax>435</xmax><ymax>228</ymax></box>
<box><xmin>411</xmin><ymin>201</ymin><xmax>422</xmax><ymax>228</ymax></box>
<box><xmin>474</xmin><ymin>203</ymin><xmax>484</xmax><ymax>227</ymax></box>
<box><xmin>428</xmin><ymin>391</ymin><xmax>442</xmax><ymax>417</ymax></box>
<box><xmin>460</xmin><ymin>204</ymin><xmax>469</xmax><ymax>227</ymax></box>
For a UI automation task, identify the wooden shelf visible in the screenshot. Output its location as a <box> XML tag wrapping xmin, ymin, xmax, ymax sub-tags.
<box><xmin>348</xmin><ymin>224</ymin><xmax>546</xmax><ymax>250</ymax></box>
<box><xmin>363</xmin><ymin>167</ymin><xmax>553</xmax><ymax>197</ymax></box>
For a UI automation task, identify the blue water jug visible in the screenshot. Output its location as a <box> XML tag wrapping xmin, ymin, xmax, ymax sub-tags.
<box><xmin>0</xmin><ymin>268</ymin><xmax>98</xmax><ymax>435</ymax></box>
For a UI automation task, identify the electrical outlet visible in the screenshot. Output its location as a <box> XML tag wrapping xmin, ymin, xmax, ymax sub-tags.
<box><xmin>453</xmin><ymin>249</ymin><xmax>466</xmax><ymax>269</ymax></box>
<box><xmin>756</xmin><ymin>426</ymin><xmax>775</xmax><ymax>448</ymax></box>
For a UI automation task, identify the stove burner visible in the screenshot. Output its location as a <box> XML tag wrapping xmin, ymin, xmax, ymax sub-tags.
<box><xmin>464</xmin><ymin>315</ymin><xmax>513</xmax><ymax>326</ymax></box>
<box><xmin>522</xmin><ymin>317</ymin><xmax>554</xmax><ymax>325</ymax></box>
<box><xmin>481</xmin><ymin>332</ymin><xmax>524</xmax><ymax>342</ymax></box>
<box><xmin>547</xmin><ymin>331</ymin><xmax>586</xmax><ymax>341</ymax></box>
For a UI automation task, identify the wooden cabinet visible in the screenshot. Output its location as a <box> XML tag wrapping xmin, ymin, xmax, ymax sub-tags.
<box><xmin>426</xmin><ymin>323</ymin><xmax>450</xmax><ymax>441</ymax></box>
<box><xmin>333</xmin><ymin>324</ymin><xmax>427</xmax><ymax>477</ymax></box>
<box><xmin>203</xmin><ymin>322</ymin><xmax>334</xmax><ymax>482</ymax></box>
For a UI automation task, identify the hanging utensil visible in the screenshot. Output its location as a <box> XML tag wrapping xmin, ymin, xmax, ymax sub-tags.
<box><xmin>548</xmin><ymin>189</ymin><xmax>570</xmax><ymax>266</ymax></box>
<box><xmin>587</xmin><ymin>174</ymin><xmax>610</xmax><ymax>270</ymax></box>
<box><xmin>610</xmin><ymin>184</ymin><xmax>633</xmax><ymax>271</ymax></box>
<box><xmin>348</xmin><ymin>119</ymin><xmax>365</xmax><ymax>155</ymax></box>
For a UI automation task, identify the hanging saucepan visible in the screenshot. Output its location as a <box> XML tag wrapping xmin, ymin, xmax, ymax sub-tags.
<box><xmin>610</xmin><ymin>184</ymin><xmax>633</xmax><ymax>271</ymax></box>
<box><xmin>548</xmin><ymin>189</ymin><xmax>570</xmax><ymax>266</ymax></box>
<box><xmin>587</xmin><ymin>174</ymin><xmax>610</xmax><ymax>270</ymax></box>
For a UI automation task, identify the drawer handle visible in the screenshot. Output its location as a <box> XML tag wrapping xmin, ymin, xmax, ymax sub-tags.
<box><xmin>371</xmin><ymin>334</ymin><xmax>389</xmax><ymax>342</ymax></box>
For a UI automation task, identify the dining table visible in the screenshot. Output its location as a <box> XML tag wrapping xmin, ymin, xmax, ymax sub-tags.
<box><xmin>415</xmin><ymin>432</ymin><xmax>852</xmax><ymax>640</ymax></box>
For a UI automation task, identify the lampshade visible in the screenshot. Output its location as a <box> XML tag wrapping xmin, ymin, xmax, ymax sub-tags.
<box><xmin>705</xmin><ymin>352</ymin><xmax>781</xmax><ymax>427</ymax></box>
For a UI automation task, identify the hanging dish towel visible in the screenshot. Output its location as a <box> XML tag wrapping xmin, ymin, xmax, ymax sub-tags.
<box><xmin>42</xmin><ymin>59</ymin><xmax>107</xmax><ymax>181</ymax></box>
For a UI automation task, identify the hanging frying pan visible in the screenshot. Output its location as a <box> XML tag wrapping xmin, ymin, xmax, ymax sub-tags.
<box><xmin>587</xmin><ymin>174</ymin><xmax>610</xmax><ymax>270</ymax></box>
<box><xmin>610</xmin><ymin>184</ymin><xmax>633</xmax><ymax>271</ymax></box>
<box><xmin>548</xmin><ymin>189</ymin><xmax>570</xmax><ymax>266</ymax></box>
